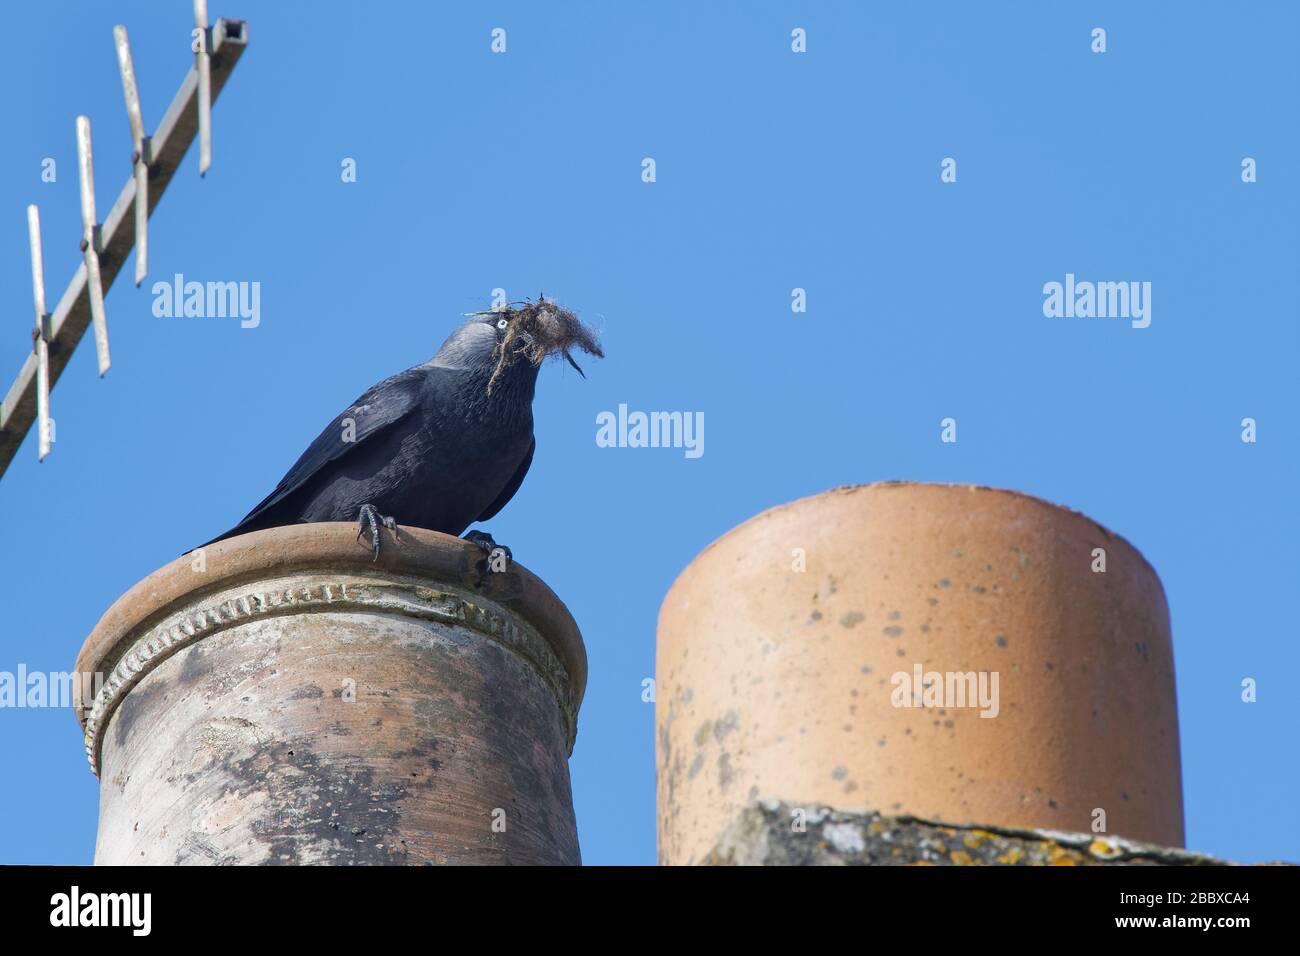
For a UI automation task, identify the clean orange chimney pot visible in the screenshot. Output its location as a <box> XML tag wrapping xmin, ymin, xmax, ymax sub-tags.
<box><xmin>656</xmin><ymin>482</ymin><xmax>1183</xmax><ymax>865</ymax></box>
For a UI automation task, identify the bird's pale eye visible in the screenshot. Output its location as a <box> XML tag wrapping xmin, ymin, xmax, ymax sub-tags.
<box><xmin>496</xmin><ymin>318</ymin><xmax>509</xmax><ymax>331</ymax></box>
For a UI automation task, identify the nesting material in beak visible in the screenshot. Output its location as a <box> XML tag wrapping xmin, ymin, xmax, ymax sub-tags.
<box><xmin>486</xmin><ymin>299</ymin><xmax>603</xmax><ymax>394</ymax></box>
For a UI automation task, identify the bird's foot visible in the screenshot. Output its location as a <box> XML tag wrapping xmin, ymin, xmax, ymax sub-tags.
<box><xmin>465</xmin><ymin>530</ymin><xmax>512</xmax><ymax>573</ymax></box>
<box><xmin>356</xmin><ymin>503</ymin><xmax>400</xmax><ymax>561</ymax></box>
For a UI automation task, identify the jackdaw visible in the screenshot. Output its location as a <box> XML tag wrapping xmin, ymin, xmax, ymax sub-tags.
<box><xmin>198</xmin><ymin>299</ymin><xmax>602</xmax><ymax>561</ymax></box>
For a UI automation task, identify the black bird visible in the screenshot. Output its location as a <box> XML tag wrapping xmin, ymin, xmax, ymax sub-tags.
<box><xmin>199</xmin><ymin>299</ymin><xmax>602</xmax><ymax>561</ymax></box>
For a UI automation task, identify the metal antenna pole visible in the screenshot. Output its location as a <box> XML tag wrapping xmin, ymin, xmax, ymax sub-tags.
<box><xmin>194</xmin><ymin>0</ymin><xmax>212</xmax><ymax>176</ymax></box>
<box><xmin>27</xmin><ymin>206</ymin><xmax>52</xmax><ymax>461</ymax></box>
<box><xmin>114</xmin><ymin>25</ymin><xmax>151</xmax><ymax>287</ymax></box>
<box><xmin>76</xmin><ymin>116</ymin><xmax>111</xmax><ymax>377</ymax></box>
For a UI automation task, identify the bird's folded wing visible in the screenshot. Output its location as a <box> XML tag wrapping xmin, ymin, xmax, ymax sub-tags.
<box><xmin>235</xmin><ymin>368</ymin><xmax>426</xmax><ymax>524</ymax></box>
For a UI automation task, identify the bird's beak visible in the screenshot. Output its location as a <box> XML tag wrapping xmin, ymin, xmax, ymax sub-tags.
<box><xmin>563</xmin><ymin>349</ymin><xmax>586</xmax><ymax>378</ymax></box>
<box><xmin>532</xmin><ymin>303</ymin><xmax>603</xmax><ymax>365</ymax></box>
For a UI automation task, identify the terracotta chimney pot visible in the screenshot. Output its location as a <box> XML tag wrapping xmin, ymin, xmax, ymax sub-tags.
<box><xmin>656</xmin><ymin>482</ymin><xmax>1182</xmax><ymax>865</ymax></box>
<box><xmin>74</xmin><ymin>524</ymin><xmax>586</xmax><ymax>865</ymax></box>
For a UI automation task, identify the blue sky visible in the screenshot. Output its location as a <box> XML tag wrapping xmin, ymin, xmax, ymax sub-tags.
<box><xmin>0</xmin><ymin>1</ymin><xmax>1295</xmax><ymax>865</ymax></box>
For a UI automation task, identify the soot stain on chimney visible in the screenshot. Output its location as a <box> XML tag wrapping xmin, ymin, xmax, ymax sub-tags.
<box><xmin>111</xmin><ymin>676</ymin><xmax>165</xmax><ymax>753</ymax></box>
<box><xmin>219</xmin><ymin>742</ymin><xmax>410</xmax><ymax>865</ymax></box>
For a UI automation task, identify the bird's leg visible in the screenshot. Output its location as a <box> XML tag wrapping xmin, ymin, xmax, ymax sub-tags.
<box><xmin>356</xmin><ymin>503</ymin><xmax>400</xmax><ymax>561</ymax></box>
<box><xmin>464</xmin><ymin>530</ymin><xmax>512</xmax><ymax>573</ymax></box>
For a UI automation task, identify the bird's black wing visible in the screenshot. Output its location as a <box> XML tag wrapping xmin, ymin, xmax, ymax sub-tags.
<box><xmin>476</xmin><ymin>437</ymin><xmax>534</xmax><ymax>522</ymax></box>
<box><xmin>233</xmin><ymin>368</ymin><xmax>426</xmax><ymax>527</ymax></box>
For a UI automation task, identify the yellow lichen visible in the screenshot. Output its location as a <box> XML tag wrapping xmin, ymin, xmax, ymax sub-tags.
<box><xmin>1088</xmin><ymin>838</ymin><xmax>1122</xmax><ymax>860</ymax></box>
<box><xmin>1048</xmin><ymin>846</ymin><xmax>1081</xmax><ymax>866</ymax></box>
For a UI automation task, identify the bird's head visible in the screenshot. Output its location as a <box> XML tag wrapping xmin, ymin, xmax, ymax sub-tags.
<box><xmin>433</xmin><ymin>298</ymin><xmax>603</xmax><ymax>394</ymax></box>
<box><xmin>478</xmin><ymin>299</ymin><xmax>603</xmax><ymax>394</ymax></box>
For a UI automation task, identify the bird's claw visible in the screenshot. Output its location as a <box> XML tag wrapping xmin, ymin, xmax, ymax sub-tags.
<box><xmin>356</xmin><ymin>503</ymin><xmax>399</xmax><ymax>561</ymax></box>
<box><xmin>465</xmin><ymin>530</ymin><xmax>512</xmax><ymax>573</ymax></box>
